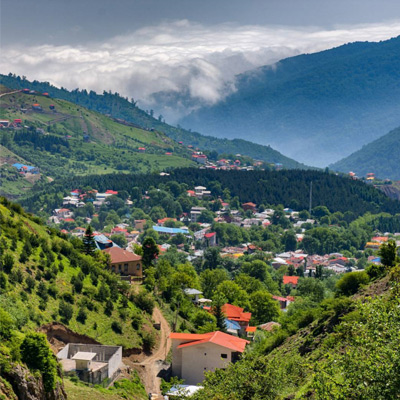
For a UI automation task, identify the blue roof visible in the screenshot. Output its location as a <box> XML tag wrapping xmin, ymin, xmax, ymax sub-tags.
<box><xmin>225</xmin><ymin>319</ymin><xmax>241</xmax><ymax>331</ymax></box>
<box><xmin>152</xmin><ymin>226</ymin><xmax>189</xmax><ymax>234</ymax></box>
<box><xmin>12</xmin><ymin>163</ymin><xmax>36</xmax><ymax>171</ymax></box>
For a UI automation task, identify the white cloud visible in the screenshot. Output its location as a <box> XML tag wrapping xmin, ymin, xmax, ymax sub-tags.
<box><xmin>2</xmin><ymin>19</ymin><xmax>400</xmax><ymax>121</ymax></box>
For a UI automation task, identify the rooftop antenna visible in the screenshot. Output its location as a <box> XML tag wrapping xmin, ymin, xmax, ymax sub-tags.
<box><xmin>309</xmin><ymin>181</ymin><xmax>312</xmax><ymax>215</ymax></box>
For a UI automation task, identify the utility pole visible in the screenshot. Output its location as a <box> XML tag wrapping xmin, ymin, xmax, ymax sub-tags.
<box><xmin>309</xmin><ymin>181</ymin><xmax>312</xmax><ymax>215</ymax></box>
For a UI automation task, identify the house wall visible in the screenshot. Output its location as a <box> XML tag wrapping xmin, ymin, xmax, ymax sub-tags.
<box><xmin>110</xmin><ymin>260</ymin><xmax>142</xmax><ymax>277</ymax></box>
<box><xmin>176</xmin><ymin>342</ymin><xmax>234</xmax><ymax>385</ymax></box>
<box><xmin>107</xmin><ymin>346</ymin><xmax>122</xmax><ymax>377</ymax></box>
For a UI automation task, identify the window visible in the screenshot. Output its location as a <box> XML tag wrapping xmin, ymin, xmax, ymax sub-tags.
<box><xmin>136</xmin><ymin>263</ymin><xmax>141</xmax><ymax>270</ymax></box>
<box><xmin>204</xmin><ymin>353</ymin><xmax>207</xmax><ymax>356</ymax></box>
<box><xmin>221</xmin><ymin>354</ymin><xmax>228</xmax><ymax>359</ymax></box>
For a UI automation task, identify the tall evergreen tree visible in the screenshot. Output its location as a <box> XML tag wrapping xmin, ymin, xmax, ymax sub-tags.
<box><xmin>212</xmin><ymin>291</ymin><xmax>227</xmax><ymax>332</ymax></box>
<box><xmin>83</xmin><ymin>225</ymin><xmax>96</xmax><ymax>255</ymax></box>
<box><xmin>142</xmin><ymin>237</ymin><xmax>159</xmax><ymax>268</ymax></box>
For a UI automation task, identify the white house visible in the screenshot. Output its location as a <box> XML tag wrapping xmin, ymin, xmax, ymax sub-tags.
<box><xmin>170</xmin><ymin>331</ymin><xmax>249</xmax><ymax>384</ymax></box>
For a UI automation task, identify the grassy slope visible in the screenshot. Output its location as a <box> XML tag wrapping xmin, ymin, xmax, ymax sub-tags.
<box><xmin>0</xmin><ymin>86</ymin><xmax>195</xmax><ymax>181</ymax></box>
<box><xmin>64</xmin><ymin>375</ymin><xmax>147</xmax><ymax>400</ymax></box>
<box><xmin>0</xmin><ymin>200</ymin><xmax>156</xmax><ymax>349</ymax></box>
<box><xmin>0</xmin><ymin>75</ymin><xmax>309</xmax><ymax>169</ymax></box>
<box><xmin>194</xmin><ymin>275</ymin><xmax>397</xmax><ymax>399</ymax></box>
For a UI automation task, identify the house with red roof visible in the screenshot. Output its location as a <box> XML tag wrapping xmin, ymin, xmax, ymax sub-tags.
<box><xmin>102</xmin><ymin>247</ymin><xmax>142</xmax><ymax>278</ymax></box>
<box><xmin>283</xmin><ymin>275</ymin><xmax>299</xmax><ymax>289</ymax></box>
<box><xmin>204</xmin><ymin>232</ymin><xmax>217</xmax><ymax>247</ymax></box>
<box><xmin>242</xmin><ymin>202</ymin><xmax>257</xmax><ymax>212</ymax></box>
<box><xmin>222</xmin><ymin>304</ymin><xmax>252</xmax><ymax>333</ymax></box>
<box><xmin>170</xmin><ymin>331</ymin><xmax>249</xmax><ymax>384</ymax></box>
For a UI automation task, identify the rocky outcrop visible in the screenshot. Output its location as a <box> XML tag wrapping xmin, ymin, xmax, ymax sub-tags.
<box><xmin>3</xmin><ymin>363</ymin><xmax>67</xmax><ymax>400</ymax></box>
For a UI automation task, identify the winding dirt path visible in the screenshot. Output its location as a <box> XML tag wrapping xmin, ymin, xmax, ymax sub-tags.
<box><xmin>130</xmin><ymin>307</ymin><xmax>171</xmax><ymax>399</ymax></box>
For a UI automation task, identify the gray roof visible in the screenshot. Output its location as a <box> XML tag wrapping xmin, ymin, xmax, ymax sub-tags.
<box><xmin>184</xmin><ymin>288</ymin><xmax>203</xmax><ymax>296</ymax></box>
<box><xmin>72</xmin><ymin>352</ymin><xmax>97</xmax><ymax>361</ymax></box>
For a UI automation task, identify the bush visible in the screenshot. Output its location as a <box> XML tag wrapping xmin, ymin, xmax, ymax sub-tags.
<box><xmin>3</xmin><ymin>253</ymin><xmax>14</xmax><ymax>274</ymax></box>
<box><xmin>336</xmin><ymin>271</ymin><xmax>370</xmax><ymax>296</ymax></box>
<box><xmin>76</xmin><ymin>307</ymin><xmax>87</xmax><ymax>324</ymax></box>
<box><xmin>26</xmin><ymin>275</ymin><xmax>36</xmax><ymax>292</ymax></box>
<box><xmin>20</xmin><ymin>332</ymin><xmax>58</xmax><ymax>392</ymax></box>
<box><xmin>366</xmin><ymin>263</ymin><xmax>386</xmax><ymax>280</ymax></box>
<box><xmin>134</xmin><ymin>291</ymin><xmax>155</xmax><ymax>315</ymax></box>
<box><xmin>131</xmin><ymin>313</ymin><xmax>143</xmax><ymax>330</ymax></box>
<box><xmin>62</xmin><ymin>292</ymin><xmax>74</xmax><ymax>304</ymax></box>
<box><xmin>59</xmin><ymin>300</ymin><xmax>73</xmax><ymax>324</ymax></box>
<box><xmin>111</xmin><ymin>321</ymin><xmax>122</xmax><ymax>334</ymax></box>
<box><xmin>142</xmin><ymin>331</ymin><xmax>156</xmax><ymax>352</ymax></box>
<box><xmin>104</xmin><ymin>299</ymin><xmax>114</xmax><ymax>316</ymax></box>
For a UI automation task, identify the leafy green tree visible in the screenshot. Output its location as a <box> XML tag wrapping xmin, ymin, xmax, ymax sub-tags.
<box><xmin>200</xmin><ymin>269</ymin><xmax>229</xmax><ymax>299</ymax></box>
<box><xmin>378</xmin><ymin>240</ymin><xmax>398</xmax><ymax>267</ymax></box>
<box><xmin>2</xmin><ymin>253</ymin><xmax>14</xmax><ymax>273</ymax></box>
<box><xmin>83</xmin><ymin>225</ymin><xmax>96</xmax><ymax>255</ymax></box>
<box><xmin>250</xmin><ymin>290</ymin><xmax>281</xmax><ymax>325</ymax></box>
<box><xmin>216</xmin><ymin>281</ymin><xmax>249</xmax><ymax>309</ymax></box>
<box><xmin>20</xmin><ymin>332</ymin><xmax>58</xmax><ymax>391</ymax></box>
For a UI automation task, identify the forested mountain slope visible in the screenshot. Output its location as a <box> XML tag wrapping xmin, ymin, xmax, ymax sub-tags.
<box><xmin>22</xmin><ymin>168</ymin><xmax>400</xmax><ymax>218</ymax></box>
<box><xmin>180</xmin><ymin>36</ymin><xmax>400</xmax><ymax>167</ymax></box>
<box><xmin>330</xmin><ymin>126</ymin><xmax>400</xmax><ymax>180</ymax></box>
<box><xmin>0</xmin><ymin>74</ymin><xmax>309</xmax><ymax>170</ymax></box>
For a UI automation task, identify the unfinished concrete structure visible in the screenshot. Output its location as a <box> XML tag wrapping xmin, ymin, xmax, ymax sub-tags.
<box><xmin>57</xmin><ymin>343</ymin><xmax>122</xmax><ymax>384</ymax></box>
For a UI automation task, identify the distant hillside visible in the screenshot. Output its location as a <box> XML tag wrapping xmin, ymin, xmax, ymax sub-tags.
<box><xmin>330</xmin><ymin>126</ymin><xmax>400</xmax><ymax>180</ymax></box>
<box><xmin>22</xmin><ymin>168</ymin><xmax>400</xmax><ymax>218</ymax></box>
<box><xmin>180</xmin><ymin>36</ymin><xmax>400</xmax><ymax>167</ymax></box>
<box><xmin>0</xmin><ymin>74</ymin><xmax>309</xmax><ymax>170</ymax></box>
<box><xmin>0</xmin><ymin>85</ymin><xmax>195</xmax><ymax>192</ymax></box>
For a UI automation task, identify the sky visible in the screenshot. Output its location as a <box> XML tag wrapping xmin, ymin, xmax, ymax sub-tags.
<box><xmin>2</xmin><ymin>0</ymin><xmax>400</xmax><ymax>121</ymax></box>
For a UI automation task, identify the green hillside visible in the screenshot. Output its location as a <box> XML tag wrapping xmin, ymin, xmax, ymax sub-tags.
<box><xmin>0</xmin><ymin>74</ymin><xmax>309</xmax><ymax>170</ymax></box>
<box><xmin>330</xmin><ymin>126</ymin><xmax>400</xmax><ymax>180</ymax></box>
<box><xmin>0</xmin><ymin>85</ymin><xmax>195</xmax><ymax>184</ymax></box>
<box><xmin>180</xmin><ymin>36</ymin><xmax>400</xmax><ymax>167</ymax></box>
<box><xmin>192</xmin><ymin>271</ymin><xmax>400</xmax><ymax>399</ymax></box>
<box><xmin>0</xmin><ymin>197</ymin><xmax>153</xmax><ymax>399</ymax></box>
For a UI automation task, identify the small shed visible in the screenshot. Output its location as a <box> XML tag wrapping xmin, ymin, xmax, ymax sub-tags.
<box><xmin>72</xmin><ymin>352</ymin><xmax>97</xmax><ymax>371</ymax></box>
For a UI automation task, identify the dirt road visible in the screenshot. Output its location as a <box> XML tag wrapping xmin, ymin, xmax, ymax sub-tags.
<box><xmin>0</xmin><ymin>90</ymin><xmax>21</xmax><ymax>98</ymax></box>
<box><xmin>130</xmin><ymin>307</ymin><xmax>171</xmax><ymax>399</ymax></box>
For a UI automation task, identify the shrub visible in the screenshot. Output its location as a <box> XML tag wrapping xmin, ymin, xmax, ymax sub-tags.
<box><xmin>62</xmin><ymin>292</ymin><xmax>74</xmax><ymax>304</ymax></box>
<box><xmin>104</xmin><ymin>299</ymin><xmax>114</xmax><ymax>316</ymax></box>
<box><xmin>142</xmin><ymin>331</ymin><xmax>156</xmax><ymax>352</ymax></box>
<box><xmin>111</xmin><ymin>321</ymin><xmax>122</xmax><ymax>334</ymax></box>
<box><xmin>20</xmin><ymin>332</ymin><xmax>58</xmax><ymax>392</ymax></box>
<box><xmin>59</xmin><ymin>300</ymin><xmax>73</xmax><ymax>324</ymax></box>
<box><xmin>26</xmin><ymin>275</ymin><xmax>36</xmax><ymax>292</ymax></box>
<box><xmin>336</xmin><ymin>271</ymin><xmax>370</xmax><ymax>296</ymax></box>
<box><xmin>3</xmin><ymin>253</ymin><xmax>14</xmax><ymax>274</ymax></box>
<box><xmin>134</xmin><ymin>291</ymin><xmax>155</xmax><ymax>315</ymax></box>
<box><xmin>76</xmin><ymin>307</ymin><xmax>87</xmax><ymax>324</ymax></box>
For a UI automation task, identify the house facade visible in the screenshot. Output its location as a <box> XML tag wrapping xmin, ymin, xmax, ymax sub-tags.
<box><xmin>103</xmin><ymin>246</ymin><xmax>142</xmax><ymax>277</ymax></box>
<box><xmin>170</xmin><ymin>331</ymin><xmax>249</xmax><ymax>384</ymax></box>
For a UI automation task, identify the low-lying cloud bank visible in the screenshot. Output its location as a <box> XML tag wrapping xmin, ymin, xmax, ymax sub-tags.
<box><xmin>2</xmin><ymin>19</ymin><xmax>400</xmax><ymax>122</ymax></box>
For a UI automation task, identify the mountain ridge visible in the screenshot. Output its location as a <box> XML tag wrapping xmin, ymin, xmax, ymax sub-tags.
<box><xmin>179</xmin><ymin>36</ymin><xmax>400</xmax><ymax>166</ymax></box>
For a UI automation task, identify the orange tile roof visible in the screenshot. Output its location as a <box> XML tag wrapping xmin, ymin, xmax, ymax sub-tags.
<box><xmin>283</xmin><ymin>276</ymin><xmax>299</xmax><ymax>285</ymax></box>
<box><xmin>245</xmin><ymin>326</ymin><xmax>257</xmax><ymax>333</ymax></box>
<box><xmin>103</xmin><ymin>247</ymin><xmax>142</xmax><ymax>263</ymax></box>
<box><xmin>222</xmin><ymin>304</ymin><xmax>251</xmax><ymax>322</ymax></box>
<box><xmin>170</xmin><ymin>331</ymin><xmax>249</xmax><ymax>352</ymax></box>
